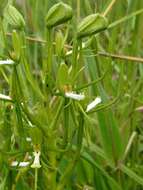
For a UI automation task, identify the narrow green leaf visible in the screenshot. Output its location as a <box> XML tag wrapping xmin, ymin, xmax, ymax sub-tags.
<box><xmin>56</xmin><ymin>62</ymin><xmax>70</xmax><ymax>90</ymax></box>
<box><xmin>120</xmin><ymin>164</ymin><xmax>143</xmax><ymax>186</ymax></box>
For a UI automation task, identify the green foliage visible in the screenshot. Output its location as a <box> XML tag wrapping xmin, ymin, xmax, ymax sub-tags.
<box><xmin>0</xmin><ymin>0</ymin><xmax>143</xmax><ymax>190</ymax></box>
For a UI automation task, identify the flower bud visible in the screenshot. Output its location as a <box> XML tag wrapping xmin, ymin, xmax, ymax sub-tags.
<box><xmin>77</xmin><ymin>14</ymin><xmax>108</xmax><ymax>38</ymax></box>
<box><xmin>46</xmin><ymin>2</ymin><xmax>73</xmax><ymax>28</ymax></box>
<box><xmin>4</xmin><ymin>5</ymin><xmax>25</xmax><ymax>29</ymax></box>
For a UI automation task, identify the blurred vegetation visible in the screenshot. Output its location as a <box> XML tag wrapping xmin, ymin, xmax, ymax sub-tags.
<box><xmin>0</xmin><ymin>0</ymin><xmax>143</xmax><ymax>189</ymax></box>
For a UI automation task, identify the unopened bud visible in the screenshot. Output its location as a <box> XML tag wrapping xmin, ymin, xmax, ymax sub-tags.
<box><xmin>77</xmin><ymin>14</ymin><xmax>108</xmax><ymax>38</ymax></box>
<box><xmin>4</xmin><ymin>5</ymin><xmax>25</xmax><ymax>29</ymax></box>
<box><xmin>46</xmin><ymin>2</ymin><xmax>73</xmax><ymax>28</ymax></box>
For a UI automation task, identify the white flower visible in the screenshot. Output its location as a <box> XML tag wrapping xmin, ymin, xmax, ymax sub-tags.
<box><xmin>26</xmin><ymin>137</ymin><xmax>32</xmax><ymax>142</ymax></box>
<box><xmin>0</xmin><ymin>59</ymin><xmax>14</xmax><ymax>65</ymax></box>
<box><xmin>11</xmin><ymin>161</ymin><xmax>18</xmax><ymax>167</ymax></box>
<box><xmin>0</xmin><ymin>93</ymin><xmax>12</xmax><ymax>101</ymax></box>
<box><xmin>19</xmin><ymin>162</ymin><xmax>30</xmax><ymax>167</ymax></box>
<box><xmin>65</xmin><ymin>92</ymin><xmax>85</xmax><ymax>101</ymax></box>
<box><xmin>11</xmin><ymin>161</ymin><xmax>30</xmax><ymax>167</ymax></box>
<box><xmin>86</xmin><ymin>97</ymin><xmax>101</xmax><ymax>112</ymax></box>
<box><xmin>31</xmin><ymin>151</ymin><xmax>41</xmax><ymax>169</ymax></box>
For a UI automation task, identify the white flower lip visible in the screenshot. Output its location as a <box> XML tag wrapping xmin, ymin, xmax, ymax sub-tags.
<box><xmin>65</xmin><ymin>91</ymin><xmax>85</xmax><ymax>101</ymax></box>
<box><xmin>0</xmin><ymin>59</ymin><xmax>14</xmax><ymax>65</ymax></box>
<box><xmin>11</xmin><ymin>161</ymin><xmax>30</xmax><ymax>167</ymax></box>
<box><xmin>86</xmin><ymin>97</ymin><xmax>101</xmax><ymax>112</ymax></box>
<box><xmin>19</xmin><ymin>162</ymin><xmax>30</xmax><ymax>167</ymax></box>
<box><xmin>0</xmin><ymin>93</ymin><xmax>12</xmax><ymax>101</ymax></box>
<box><xmin>31</xmin><ymin>151</ymin><xmax>41</xmax><ymax>169</ymax></box>
<box><xmin>26</xmin><ymin>137</ymin><xmax>32</xmax><ymax>142</ymax></box>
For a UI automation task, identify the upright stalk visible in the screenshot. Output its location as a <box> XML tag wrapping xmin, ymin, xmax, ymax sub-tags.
<box><xmin>56</xmin><ymin>111</ymin><xmax>84</xmax><ymax>190</ymax></box>
<box><xmin>43</xmin><ymin>28</ymin><xmax>53</xmax><ymax>96</ymax></box>
<box><xmin>71</xmin><ymin>38</ymin><xmax>79</xmax><ymax>83</ymax></box>
<box><xmin>47</xmin><ymin>28</ymin><xmax>53</xmax><ymax>74</ymax></box>
<box><xmin>63</xmin><ymin>98</ymin><xmax>69</xmax><ymax>147</ymax></box>
<box><xmin>34</xmin><ymin>168</ymin><xmax>38</xmax><ymax>190</ymax></box>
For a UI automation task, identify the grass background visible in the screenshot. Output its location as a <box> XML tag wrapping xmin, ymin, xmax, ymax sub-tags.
<box><xmin>0</xmin><ymin>0</ymin><xmax>143</xmax><ymax>189</ymax></box>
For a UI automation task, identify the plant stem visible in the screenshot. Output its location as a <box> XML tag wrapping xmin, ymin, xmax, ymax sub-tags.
<box><xmin>71</xmin><ymin>38</ymin><xmax>78</xmax><ymax>81</ymax></box>
<box><xmin>35</xmin><ymin>168</ymin><xmax>38</xmax><ymax>190</ymax></box>
<box><xmin>77</xmin><ymin>0</ymin><xmax>80</xmax><ymax>21</ymax></box>
<box><xmin>98</xmin><ymin>51</ymin><xmax>143</xmax><ymax>63</ymax></box>
<box><xmin>56</xmin><ymin>111</ymin><xmax>84</xmax><ymax>190</ymax></box>
<box><xmin>47</xmin><ymin>28</ymin><xmax>52</xmax><ymax>74</ymax></box>
<box><xmin>63</xmin><ymin>98</ymin><xmax>69</xmax><ymax>147</ymax></box>
<box><xmin>102</xmin><ymin>0</ymin><xmax>116</xmax><ymax>17</ymax></box>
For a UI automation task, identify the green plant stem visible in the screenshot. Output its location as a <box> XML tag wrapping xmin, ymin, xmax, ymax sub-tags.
<box><xmin>49</xmin><ymin>98</ymin><xmax>64</xmax><ymax>130</ymax></box>
<box><xmin>77</xmin><ymin>0</ymin><xmax>80</xmax><ymax>20</ymax></box>
<box><xmin>12</xmin><ymin>65</ymin><xmax>25</xmax><ymax>139</ymax></box>
<box><xmin>35</xmin><ymin>168</ymin><xmax>38</xmax><ymax>190</ymax></box>
<box><xmin>63</xmin><ymin>98</ymin><xmax>69</xmax><ymax>147</ymax></box>
<box><xmin>56</xmin><ymin>111</ymin><xmax>84</xmax><ymax>190</ymax></box>
<box><xmin>71</xmin><ymin>37</ymin><xmax>78</xmax><ymax>82</ymax></box>
<box><xmin>102</xmin><ymin>0</ymin><xmax>116</xmax><ymax>17</ymax></box>
<box><xmin>74</xmin><ymin>71</ymin><xmax>106</xmax><ymax>91</ymax></box>
<box><xmin>109</xmin><ymin>8</ymin><xmax>143</xmax><ymax>29</ymax></box>
<box><xmin>47</xmin><ymin>29</ymin><xmax>52</xmax><ymax>73</ymax></box>
<box><xmin>0</xmin><ymin>18</ymin><xmax>7</xmax><ymax>49</ymax></box>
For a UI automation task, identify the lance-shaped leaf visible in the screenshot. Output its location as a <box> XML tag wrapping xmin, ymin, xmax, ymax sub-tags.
<box><xmin>77</xmin><ymin>14</ymin><xmax>108</xmax><ymax>38</ymax></box>
<box><xmin>55</xmin><ymin>31</ymin><xmax>64</xmax><ymax>57</ymax></box>
<box><xmin>46</xmin><ymin>2</ymin><xmax>73</xmax><ymax>28</ymax></box>
<box><xmin>12</xmin><ymin>30</ymin><xmax>21</xmax><ymax>61</ymax></box>
<box><xmin>4</xmin><ymin>5</ymin><xmax>25</xmax><ymax>29</ymax></box>
<box><xmin>56</xmin><ymin>61</ymin><xmax>70</xmax><ymax>90</ymax></box>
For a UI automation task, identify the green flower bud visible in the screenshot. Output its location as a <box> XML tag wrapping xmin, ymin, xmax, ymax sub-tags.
<box><xmin>4</xmin><ymin>5</ymin><xmax>25</xmax><ymax>29</ymax></box>
<box><xmin>46</xmin><ymin>2</ymin><xmax>73</xmax><ymax>28</ymax></box>
<box><xmin>77</xmin><ymin>14</ymin><xmax>108</xmax><ymax>38</ymax></box>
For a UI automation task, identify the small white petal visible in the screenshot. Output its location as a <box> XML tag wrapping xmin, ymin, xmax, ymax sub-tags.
<box><xmin>26</xmin><ymin>137</ymin><xmax>32</xmax><ymax>142</ymax></box>
<box><xmin>0</xmin><ymin>93</ymin><xmax>12</xmax><ymax>101</ymax></box>
<box><xmin>86</xmin><ymin>97</ymin><xmax>101</xmax><ymax>112</ymax></box>
<box><xmin>65</xmin><ymin>92</ymin><xmax>85</xmax><ymax>101</ymax></box>
<box><xmin>19</xmin><ymin>162</ymin><xmax>30</xmax><ymax>167</ymax></box>
<box><xmin>28</xmin><ymin>120</ymin><xmax>34</xmax><ymax>127</ymax></box>
<box><xmin>0</xmin><ymin>59</ymin><xmax>14</xmax><ymax>65</ymax></box>
<box><xmin>11</xmin><ymin>161</ymin><xmax>18</xmax><ymax>167</ymax></box>
<box><xmin>11</xmin><ymin>161</ymin><xmax>30</xmax><ymax>167</ymax></box>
